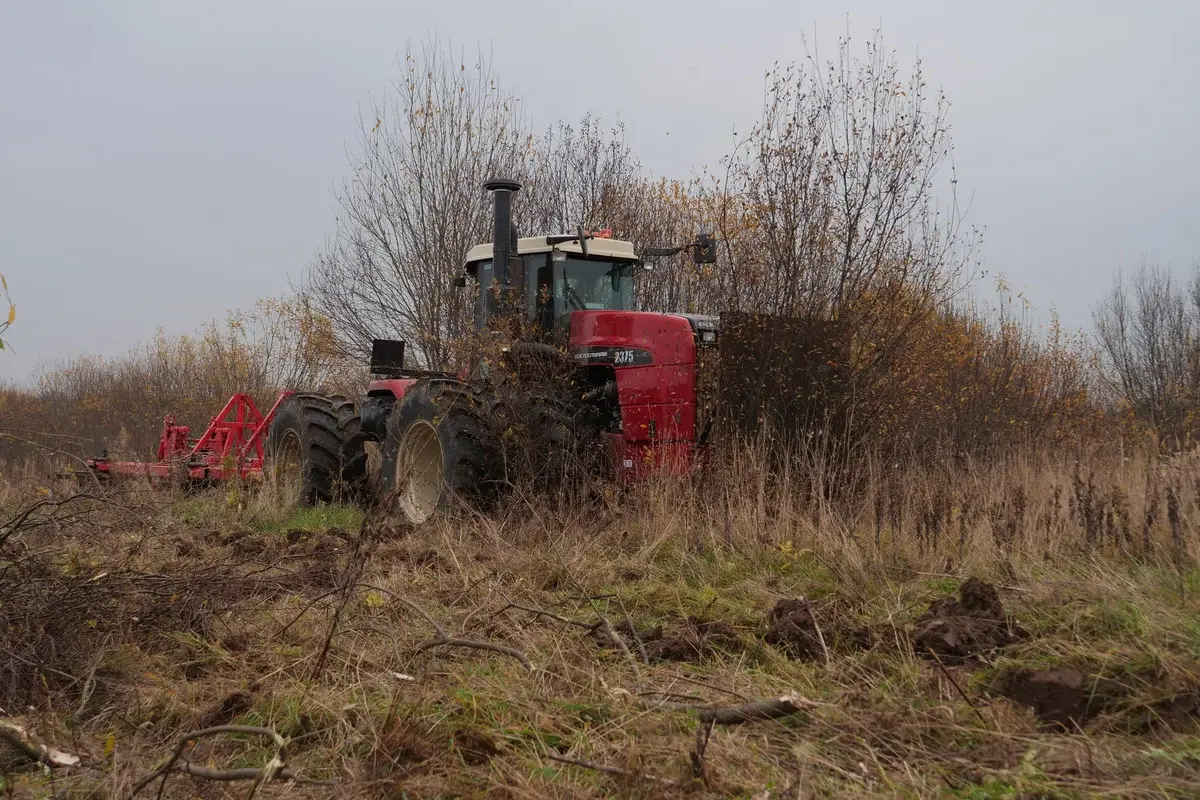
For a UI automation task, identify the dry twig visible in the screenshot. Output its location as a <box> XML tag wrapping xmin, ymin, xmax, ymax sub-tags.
<box><xmin>646</xmin><ymin>692</ymin><xmax>819</xmax><ymax>725</ymax></box>
<box><xmin>361</xmin><ymin>584</ymin><xmax>533</xmax><ymax>671</ymax></box>
<box><xmin>924</xmin><ymin>645</ymin><xmax>994</xmax><ymax>731</ymax></box>
<box><xmin>546</xmin><ymin>752</ymin><xmax>675</xmax><ymax>785</ymax></box>
<box><xmin>0</xmin><ymin>720</ymin><xmax>81</xmax><ymax>768</ymax></box>
<box><xmin>0</xmin><ymin>432</ymin><xmax>102</xmax><ymax>488</ymax></box>
<box><xmin>802</xmin><ymin>597</ymin><xmax>831</xmax><ymax>667</ymax></box>
<box><xmin>131</xmin><ymin>724</ymin><xmax>332</xmax><ymax>797</ymax></box>
<box><xmin>499</xmin><ymin>601</ymin><xmax>641</xmax><ymax>677</ymax></box>
<box><xmin>598</xmin><ymin>616</ymin><xmax>642</xmax><ymax>680</ymax></box>
<box><xmin>1</xmin><ymin>492</ymin><xmax>103</xmax><ymax>546</ymax></box>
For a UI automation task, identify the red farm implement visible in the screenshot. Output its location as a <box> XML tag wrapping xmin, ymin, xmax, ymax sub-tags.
<box><xmin>84</xmin><ymin>392</ymin><xmax>293</xmax><ymax>484</ymax></box>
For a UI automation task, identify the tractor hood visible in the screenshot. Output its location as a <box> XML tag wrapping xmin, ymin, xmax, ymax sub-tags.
<box><xmin>567</xmin><ymin>311</ymin><xmax>720</xmax><ymax>366</ymax></box>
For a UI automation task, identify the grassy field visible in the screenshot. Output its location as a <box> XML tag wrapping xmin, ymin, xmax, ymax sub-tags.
<box><xmin>1</xmin><ymin>458</ymin><xmax>1198</xmax><ymax>799</ymax></box>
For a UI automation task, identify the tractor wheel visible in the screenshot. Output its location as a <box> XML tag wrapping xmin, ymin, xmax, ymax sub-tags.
<box><xmin>329</xmin><ymin>394</ymin><xmax>369</xmax><ymax>501</ymax></box>
<box><xmin>516</xmin><ymin>385</ymin><xmax>607</xmax><ymax>492</ymax></box>
<box><xmin>380</xmin><ymin>379</ymin><xmax>499</xmax><ymax>525</ymax></box>
<box><xmin>267</xmin><ymin>393</ymin><xmax>367</xmax><ymax>505</ymax></box>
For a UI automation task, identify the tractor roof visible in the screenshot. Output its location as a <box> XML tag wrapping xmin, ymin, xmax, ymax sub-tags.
<box><xmin>465</xmin><ymin>236</ymin><xmax>637</xmax><ymax>265</ymax></box>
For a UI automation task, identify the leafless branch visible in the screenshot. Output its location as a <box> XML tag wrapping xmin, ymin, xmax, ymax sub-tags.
<box><xmin>497</xmin><ymin>601</ymin><xmax>640</xmax><ymax>677</ymax></box>
<box><xmin>545</xmin><ymin>752</ymin><xmax>675</xmax><ymax>785</ymax></box>
<box><xmin>0</xmin><ymin>721</ymin><xmax>81</xmax><ymax>768</ymax></box>
<box><xmin>645</xmin><ymin>692</ymin><xmax>819</xmax><ymax>725</ymax></box>
<box><xmin>497</xmin><ymin>601</ymin><xmax>600</xmax><ymax>630</ymax></box>
<box><xmin>413</xmin><ymin>634</ymin><xmax>533</xmax><ymax>671</ymax></box>
<box><xmin>0</xmin><ymin>425</ymin><xmax>87</xmax><ymax>442</ymax></box>
<box><xmin>131</xmin><ymin>724</ymin><xmax>331</xmax><ymax>797</ymax></box>
<box><xmin>360</xmin><ymin>584</ymin><xmax>533</xmax><ymax>672</ymax></box>
<box><xmin>615</xmin><ymin>594</ymin><xmax>650</xmax><ymax>665</ymax></box>
<box><xmin>1</xmin><ymin>492</ymin><xmax>102</xmax><ymax>546</ymax></box>
<box><xmin>598</xmin><ymin>616</ymin><xmax>641</xmax><ymax>680</ymax></box>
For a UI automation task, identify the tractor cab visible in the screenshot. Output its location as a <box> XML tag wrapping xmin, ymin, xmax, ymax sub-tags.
<box><xmin>460</xmin><ymin>234</ymin><xmax>640</xmax><ymax>339</ymax></box>
<box><xmin>454</xmin><ymin>178</ymin><xmax>716</xmax><ymax>342</ymax></box>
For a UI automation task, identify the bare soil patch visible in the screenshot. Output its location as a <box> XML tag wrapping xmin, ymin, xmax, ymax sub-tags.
<box><xmin>912</xmin><ymin>577</ymin><xmax>1023</xmax><ymax>664</ymax></box>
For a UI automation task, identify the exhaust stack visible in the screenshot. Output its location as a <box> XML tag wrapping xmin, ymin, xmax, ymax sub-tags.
<box><xmin>484</xmin><ymin>178</ymin><xmax>521</xmax><ymax>284</ymax></box>
<box><xmin>482</xmin><ymin>178</ymin><xmax>521</xmax><ymax>328</ymax></box>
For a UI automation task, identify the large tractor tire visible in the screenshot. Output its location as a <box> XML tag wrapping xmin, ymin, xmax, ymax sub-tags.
<box><xmin>515</xmin><ymin>385</ymin><xmax>608</xmax><ymax>492</ymax></box>
<box><xmin>267</xmin><ymin>393</ymin><xmax>367</xmax><ymax>505</ymax></box>
<box><xmin>380</xmin><ymin>379</ymin><xmax>501</xmax><ymax>525</ymax></box>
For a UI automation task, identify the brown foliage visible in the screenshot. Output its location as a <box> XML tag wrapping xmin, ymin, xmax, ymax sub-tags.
<box><xmin>0</xmin><ymin>297</ymin><xmax>357</xmax><ymax>467</ymax></box>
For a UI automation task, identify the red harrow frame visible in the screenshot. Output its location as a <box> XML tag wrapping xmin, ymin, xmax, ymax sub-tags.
<box><xmin>84</xmin><ymin>392</ymin><xmax>293</xmax><ymax>482</ymax></box>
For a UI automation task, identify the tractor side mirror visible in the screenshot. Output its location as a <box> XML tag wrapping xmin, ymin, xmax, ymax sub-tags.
<box><xmin>692</xmin><ymin>233</ymin><xmax>717</xmax><ymax>265</ymax></box>
<box><xmin>452</xmin><ymin>274</ymin><xmax>467</xmax><ymax>288</ymax></box>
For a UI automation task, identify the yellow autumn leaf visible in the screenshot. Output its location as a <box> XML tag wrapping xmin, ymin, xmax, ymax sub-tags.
<box><xmin>6</xmin><ymin>304</ymin><xmax>14</xmax><ymax>325</ymax></box>
<box><xmin>0</xmin><ymin>273</ymin><xmax>6</xmax><ymax>290</ymax></box>
<box><xmin>103</xmin><ymin>731</ymin><xmax>116</xmax><ymax>758</ymax></box>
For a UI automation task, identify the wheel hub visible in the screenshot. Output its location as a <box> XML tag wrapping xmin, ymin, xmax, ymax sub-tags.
<box><xmin>396</xmin><ymin>420</ymin><xmax>444</xmax><ymax>524</ymax></box>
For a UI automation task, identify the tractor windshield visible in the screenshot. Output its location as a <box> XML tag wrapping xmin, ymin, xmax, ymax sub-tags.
<box><xmin>558</xmin><ymin>257</ymin><xmax>635</xmax><ymax>313</ymax></box>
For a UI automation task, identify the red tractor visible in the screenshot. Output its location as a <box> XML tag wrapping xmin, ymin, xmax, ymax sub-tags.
<box><xmin>268</xmin><ymin>178</ymin><xmax>725</xmax><ymax>523</ymax></box>
<box><xmin>79</xmin><ymin>179</ymin><xmax>836</xmax><ymax>510</ymax></box>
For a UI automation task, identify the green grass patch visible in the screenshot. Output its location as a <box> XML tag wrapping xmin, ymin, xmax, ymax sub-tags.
<box><xmin>252</xmin><ymin>502</ymin><xmax>363</xmax><ymax>533</ymax></box>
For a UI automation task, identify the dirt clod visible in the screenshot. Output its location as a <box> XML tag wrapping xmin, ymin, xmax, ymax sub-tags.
<box><xmin>604</xmin><ymin>616</ymin><xmax>743</xmax><ymax>663</ymax></box>
<box><xmin>912</xmin><ymin>577</ymin><xmax>1019</xmax><ymax>663</ymax></box>
<box><xmin>764</xmin><ymin>598</ymin><xmax>824</xmax><ymax>660</ymax></box>
<box><xmin>1000</xmin><ymin>667</ymin><xmax>1122</xmax><ymax>731</ymax></box>
<box><xmin>196</xmin><ymin>689</ymin><xmax>256</xmax><ymax>729</ymax></box>
<box><xmin>1122</xmin><ymin>685</ymin><xmax>1200</xmax><ymax>734</ymax></box>
<box><xmin>452</xmin><ymin>728</ymin><xmax>500</xmax><ymax>765</ymax></box>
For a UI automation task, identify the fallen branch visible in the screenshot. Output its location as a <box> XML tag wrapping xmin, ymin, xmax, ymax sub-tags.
<box><xmin>546</xmin><ymin>752</ymin><xmax>675</xmax><ymax>785</ymax></box>
<box><xmin>0</xmin><ymin>720</ymin><xmax>81</xmax><ymax>768</ymax></box>
<box><xmin>598</xmin><ymin>616</ymin><xmax>642</xmax><ymax>680</ymax></box>
<box><xmin>0</xmin><ymin>492</ymin><xmax>102</xmax><ymax>546</ymax></box>
<box><xmin>145</xmin><ymin>761</ymin><xmax>330</xmax><ymax>784</ymax></box>
<box><xmin>498</xmin><ymin>602</ymin><xmax>640</xmax><ymax>678</ymax></box>
<box><xmin>615</xmin><ymin>594</ymin><xmax>650</xmax><ymax>665</ymax></box>
<box><xmin>361</xmin><ymin>584</ymin><xmax>533</xmax><ymax>672</ymax></box>
<box><xmin>497</xmin><ymin>601</ymin><xmax>598</xmax><ymax>629</ymax></box>
<box><xmin>645</xmin><ymin>692</ymin><xmax>818</xmax><ymax>725</ymax></box>
<box><xmin>414</xmin><ymin>635</ymin><xmax>533</xmax><ymax>671</ymax></box>
<box><xmin>131</xmin><ymin>724</ymin><xmax>330</xmax><ymax>797</ymax></box>
<box><xmin>696</xmin><ymin>693</ymin><xmax>816</xmax><ymax>725</ymax></box>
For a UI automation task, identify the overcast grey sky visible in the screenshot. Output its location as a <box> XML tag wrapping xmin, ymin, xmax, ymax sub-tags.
<box><xmin>1</xmin><ymin>1</ymin><xmax>1196</xmax><ymax>381</ymax></box>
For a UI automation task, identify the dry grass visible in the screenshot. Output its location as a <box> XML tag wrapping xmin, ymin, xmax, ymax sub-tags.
<box><xmin>1</xmin><ymin>452</ymin><xmax>1198</xmax><ymax>799</ymax></box>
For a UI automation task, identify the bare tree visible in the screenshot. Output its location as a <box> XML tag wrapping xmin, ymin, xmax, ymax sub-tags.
<box><xmin>1094</xmin><ymin>257</ymin><xmax>1200</xmax><ymax>443</ymax></box>
<box><xmin>303</xmin><ymin>39</ymin><xmax>647</xmax><ymax>370</ymax></box>
<box><xmin>679</xmin><ymin>30</ymin><xmax>984</xmax><ymax>453</ymax></box>
<box><xmin>521</xmin><ymin>115</ymin><xmax>642</xmax><ymax>235</ymax></box>
<box><xmin>303</xmin><ymin>38</ymin><xmax>532</xmax><ymax>369</ymax></box>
